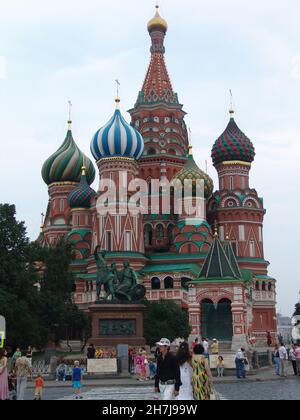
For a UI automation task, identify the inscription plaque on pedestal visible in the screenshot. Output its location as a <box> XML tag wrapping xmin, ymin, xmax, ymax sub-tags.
<box><xmin>99</xmin><ymin>320</ymin><xmax>136</xmax><ymax>337</ymax></box>
<box><xmin>88</xmin><ymin>304</ymin><xmax>146</xmax><ymax>347</ymax></box>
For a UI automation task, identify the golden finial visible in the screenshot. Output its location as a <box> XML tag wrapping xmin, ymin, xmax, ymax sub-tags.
<box><xmin>148</xmin><ymin>4</ymin><xmax>168</xmax><ymax>33</ymax></box>
<box><xmin>68</xmin><ymin>100</ymin><xmax>72</xmax><ymax>129</ymax></box>
<box><xmin>225</xmin><ymin>224</ymin><xmax>230</xmax><ymax>240</ymax></box>
<box><xmin>188</xmin><ymin>127</ymin><xmax>193</xmax><ymax>155</ymax></box>
<box><xmin>229</xmin><ymin>89</ymin><xmax>235</xmax><ymax>118</ymax></box>
<box><xmin>81</xmin><ymin>166</ymin><xmax>87</xmax><ymax>176</ymax></box>
<box><xmin>214</xmin><ymin>220</ymin><xmax>218</xmax><ymax>237</ymax></box>
<box><xmin>115</xmin><ymin>79</ymin><xmax>121</xmax><ymax>109</ymax></box>
<box><xmin>40</xmin><ymin>212</ymin><xmax>45</xmax><ymax>232</ymax></box>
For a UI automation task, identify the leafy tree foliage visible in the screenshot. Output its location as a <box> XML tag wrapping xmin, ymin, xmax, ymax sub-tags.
<box><xmin>143</xmin><ymin>299</ymin><xmax>191</xmax><ymax>346</ymax></box>
<box><xmin>0</xmin><ymin>204</ymin><xmax>90</xmax><ymax>350</ymax></box>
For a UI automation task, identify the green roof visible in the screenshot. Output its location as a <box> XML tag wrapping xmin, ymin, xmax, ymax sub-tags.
<box><xmin>141</xmin><ymin>263</ymin><xmax>200</xmax><ymax>276</ymax></box>
<box><xmin>189</xmin><ymin>277</ymin><xmax>243</xmax><ymax>284</ymax></box>
<box><xmin>255</xmin><ymin>274</ymin><xmax>275</xmax><ymax>280</ymax></box>
<box><xmin>224</xmin><ymin>240</ymin><xmax>242</xmax><ymax>278</ymax></box>
<box><xmin>147</xmin><ymin>253</ymin><xmax>207</xmax><ymax>261</ymax></box>
<box><xmin>199</xmin><ymin>235</ymin><xmax>238</xmax><ymax>279</ymax></box>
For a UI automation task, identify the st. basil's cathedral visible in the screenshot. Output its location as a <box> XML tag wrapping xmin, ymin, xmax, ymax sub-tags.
<box><xmin>39</xmin><ymin>6</ymin><xmax>277</xmax><ymax>349</ymax></box>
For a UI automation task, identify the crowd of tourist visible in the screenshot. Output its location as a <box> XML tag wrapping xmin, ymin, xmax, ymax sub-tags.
<box><xmin>1</xmin><ymin>337</ymin><xmax>299</xmax><ymax>400</ymax></box>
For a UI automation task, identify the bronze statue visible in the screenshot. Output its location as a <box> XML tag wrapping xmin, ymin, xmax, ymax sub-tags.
<box><xmin>94</xmin><ymin>247</ymin><xmax>146</xmax><ymax>303</ymax></box>
<box><xmin>94</xmin><ymin>246</ymin><xmax>118</xmax><ymax>301</ymax></box>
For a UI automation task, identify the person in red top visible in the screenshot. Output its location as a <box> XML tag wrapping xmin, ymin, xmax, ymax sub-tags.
<box><xmin>34</xmin><ymin>371</ymin><xmax>44</xmax><ymax>400</ymax></box>
<box><xmin>192</xmin><ymin>338</ymin><xmax>199</xmax><ymax>349</ymax></box>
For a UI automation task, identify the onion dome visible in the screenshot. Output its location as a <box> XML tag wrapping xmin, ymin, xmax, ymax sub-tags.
<box><xmin>173</xmin><ymin>146</ymin><xmax>214</xmax><ymax>199</ymax></box>
<box><xmin>211</xmin><ymin>110</ymin><xmax>255</xmax><ymax>166</ymax></box>
<box><xmin>147</xmin><ymin>5</ymin><xmax>168</xmax><ymax>34</ymax></box>
<box><xmin>42</xmin><ymin>123</ymin><xmax>96</xmax><ymax>185</ymax></box>
<box><xmin>68</xmin><ymin>167</ymin><xmax>96</xmax><ymax>209</ymax></box>
<box><xmin>91</xmin><ymin>99</ymin><xmax>144</xmax><ymax>161</ymax></box>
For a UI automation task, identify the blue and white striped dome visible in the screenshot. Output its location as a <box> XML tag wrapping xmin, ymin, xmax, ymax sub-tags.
<box><xmin>91</xmin><ymin>102</ymin><xmax>144</xmax><ymax>161</ymax></box>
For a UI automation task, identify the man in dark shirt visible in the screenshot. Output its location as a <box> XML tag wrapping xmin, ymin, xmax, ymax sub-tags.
<box><xmin>87</xmin><ymin>343</ymin><xmax>96</xmax><ymax>359</ymax></box>
<box><xmin>154</xmin><ymin>338</ymin><xmax>181</xmax><ymax>400</ymax></box>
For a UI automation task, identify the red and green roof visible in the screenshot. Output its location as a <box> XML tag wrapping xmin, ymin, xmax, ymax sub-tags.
<box><xmin>211</xmin><ymin>115</ymin><xmax>255</xmax><ymax>166</ymax></box>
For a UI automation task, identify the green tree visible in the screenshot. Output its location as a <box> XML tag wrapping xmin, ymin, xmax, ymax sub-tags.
<box><xmin>0</xmin><ymin>204</ymin><xmax>45</xmax><ymax>349</ymax></box>
<box><xmin>143</xmin><ymin>299</ymin><xmax>191</xmax><ymax>346</ymax></box>
<box><xmin>38</xmin><ymin>240</ymin><xmax>91</xmax><ymax>345</ymax></box>
<box><xmin>0</xmin><ymin>204</ymin><xmax>91</xmax><ymax>349</ymax></box>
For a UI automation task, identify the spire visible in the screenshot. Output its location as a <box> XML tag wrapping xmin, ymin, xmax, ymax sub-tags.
<box><xmin>199</xmin><ymin>234</ymin><xmax>239</xmax><ymax>279</ymax></box>
<box><xmin>68</xmin><ymin>100</ymin><xmax>72</xmax><ymax>130</ymax></box>
<box><xmin>214</xmin><ymin>220</ymin><xmax>218</xmax><ymax>237</ymax></box>
<box><xmin>115</xmin><ymin>79</ymin><xmax>121</xmax><ymax>109</ymax></box>
<box><xmin>229</xmin><ymin>89</ymin><xmax>235</xmax><ymax>119</ymax></box>
<box><xmin>136</xmin><ymin>6</ymin><xmax>177</xmax><ymax>105</ymax></box>
<box><xmin>40</xmin><ymin>212</ymin><xmax>45</xmax><ymax>233</ymax></box>
<box><xmin>188</xmin><ymin>128</ymin><xmax>193</xmax><ymax>155</ymax></box>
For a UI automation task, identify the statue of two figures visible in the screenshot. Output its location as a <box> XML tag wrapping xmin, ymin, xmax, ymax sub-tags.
<box><xmin>94</xmin><ymin>246</ymin><xmax>146</xmax><ymax>303</ymax></box>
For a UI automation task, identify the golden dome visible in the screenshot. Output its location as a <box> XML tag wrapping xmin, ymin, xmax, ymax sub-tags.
<box><xmin>147</xmin><ymin>6</ymin><xmax>168</xmax><ymax>33</ymax></box>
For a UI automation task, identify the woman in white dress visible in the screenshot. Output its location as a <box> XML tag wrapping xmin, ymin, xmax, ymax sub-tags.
<box><xmin>176</xmin><ymin>342</ymin><xmax>193</xmax><ymax>400</ymax></box>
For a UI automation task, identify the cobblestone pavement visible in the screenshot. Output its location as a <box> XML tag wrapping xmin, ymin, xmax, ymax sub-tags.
<box><xmin>215</xmin><ymin>379</ymin><xmax>300</xmax><ymax>400</ymax></box>
<box><xmin>23</xmin><ymin>378</ymin><xmax>300</xmax><ymax>400</ymax></box>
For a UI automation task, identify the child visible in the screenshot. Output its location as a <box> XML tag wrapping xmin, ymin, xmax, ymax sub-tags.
<box><xmin>72</xmin><ymin>361</ymin><xmax>83</xmax><ymax>400</ymax></box>
<box><xmin>217</xmin><ymin>356</ymin><xmax>225</xmax><ymax>377</ymax></box>
<box><xmin>149</xmin><ymin>360</ymin><xmax>157</xmax><ymax>379</ymax></box>
<box><xmin>34</xmin><ymin>371</ymin><xmax>44</xmax><ymax>400</ymax></box>
<box><xmin>8</xmin><ymin>372</ymin><xmax>17</xmax><ymax>401</ymax></box>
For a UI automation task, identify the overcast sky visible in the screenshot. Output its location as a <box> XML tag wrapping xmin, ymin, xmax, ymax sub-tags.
<box><xmin>0</xmin><ymin>0</ymin><xmax>299</xmax><ymax>316</ymax></box>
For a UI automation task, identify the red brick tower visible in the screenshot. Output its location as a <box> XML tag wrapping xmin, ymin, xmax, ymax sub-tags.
<box><xmin>89</xmin><ymin>98</ymin><xmax>145</xmax><ymax>271</ymax></box>
<box><xmin>128</xmin><ymin>6</ymin><xmax>189</xmax><ymax>252</ymax></box>
<box><xmin>208</xmin><ymin>109</ymin><xmax>277</xmax><ymax>344</ymax></box>
<box><xmin>41</xmin><ymin>119</ymin><xmax>95</xmax><ymax>245</ymax></box>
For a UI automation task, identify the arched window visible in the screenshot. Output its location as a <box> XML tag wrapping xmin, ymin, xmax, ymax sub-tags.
<box><xmin>249</xmin><ymin>240</ymin><xmax>255</xmax><ymax>257</ymax></box>
<box><xmin>167</xmin><ymin>224</ymin><xmax>175</xmax><ymax>244</ymax></box>
<box><xmin>144</xmin><ymin>224</ymin><xmax>153</xmax><ymax>247</ymax></box>
<box><xmin>147</xmin><ymin>178</ymin><xmax>152</xmax><ymax>197</ymax></box>
<box><xmin>148</xmin><ymin>148</ymin><xmax>156</xmax><ymax>155</ymax></box>
<box><xmin>268</xmin><ymin>282</ymin><xmax>272</xmax><ymax>291</ymax></box>
<box><xmin>255</xmin><ymin>281</ymin><xmax>260</xmax><ymax>291</ymax></box>
<box><xmin>156</xmin><ymin>224</ymin><xmax>164</xmax><ymax>240</ymax></box>
<box><xmin>262</xmin><ymin>282</ymin><xmax>266</xmax><ymax>291</ymax></box>
<box><xmin>151</xmin><ymin>277</ymin><xmax>161</xmax><ymax>290</ymax></box>
<box><xmin>164</xmin><ymin>277</ymin><xmax>174</xmax><ymax>289</ymax></box>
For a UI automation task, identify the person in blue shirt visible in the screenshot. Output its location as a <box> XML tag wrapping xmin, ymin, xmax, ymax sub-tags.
<box><xmin>72</xmin><ymin>361</ymin><xmax>83</xmax><ymax>399</ymax></box>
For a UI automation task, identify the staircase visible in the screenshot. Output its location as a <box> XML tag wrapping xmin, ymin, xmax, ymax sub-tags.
<box><xmin>218</xmin><ymin>341</ymin><xmax>232</xmax><ymax>353</ymax></box>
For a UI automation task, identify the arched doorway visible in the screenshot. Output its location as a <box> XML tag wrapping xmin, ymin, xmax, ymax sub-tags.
<box><xmin>217</xmin><ymin>299</ymin><xmax>233</xmax><ymax>341</ymax></box>
<box><xmin>201</xmin><ymin>298</ymin><xmax>233</xmax><ymax>341</ymax></box>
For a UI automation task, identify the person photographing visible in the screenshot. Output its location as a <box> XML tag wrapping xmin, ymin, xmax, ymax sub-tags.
<box><xmin>154</xmin><ymin>338</ymin><xmax>181</xmax><ymax>400</ymax></box>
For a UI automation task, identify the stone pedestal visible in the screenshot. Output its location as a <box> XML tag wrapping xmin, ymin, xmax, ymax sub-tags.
<box><xmin>88</xmin><ymin>303</ymin><xmax>146</xmax><ymax>347</ymax></box>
